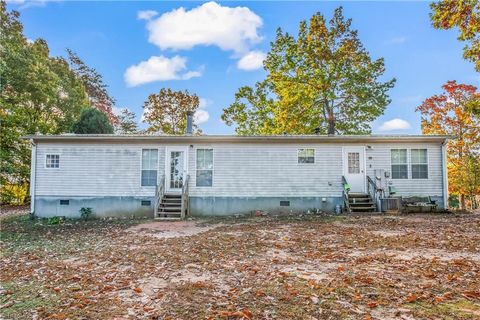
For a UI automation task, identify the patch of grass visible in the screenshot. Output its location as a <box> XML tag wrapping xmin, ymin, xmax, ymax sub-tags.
<box><xmin>0</xmin><ymin>281</ymin><xmax>59</xmax><ymax>319</ymax></box>
<box><xmin>0</xmin><ymin>214</ymin><xmax>149</xmax><ymax>258</ymax></box>
<box><xmin>407</xmin><ymin>299</ymin><xmax>480</xmax><ymax>319</ymax></box>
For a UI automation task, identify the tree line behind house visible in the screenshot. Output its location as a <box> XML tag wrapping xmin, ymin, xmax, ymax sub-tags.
<box><xmin>0</xmin><ymin>1</ymin><xmax>478</xmax><ymax>209</ymax></box>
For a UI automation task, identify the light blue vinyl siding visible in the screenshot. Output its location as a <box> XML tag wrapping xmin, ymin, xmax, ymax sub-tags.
<box><xmin>34</xmin><ymin>141</ymin><xmax>444</xmax><ymax>200</ymax></box>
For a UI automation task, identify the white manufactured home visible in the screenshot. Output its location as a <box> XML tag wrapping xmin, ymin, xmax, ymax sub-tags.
<box><xmin>26</xmin><ymin>132</ymin><xmax>449</xmax><ymax>219</ymax></box>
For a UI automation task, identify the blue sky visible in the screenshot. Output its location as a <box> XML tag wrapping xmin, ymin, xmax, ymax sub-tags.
<box><xmin>8</xmin><ymin>1</ymin><xmax>479</xmax><ymax>134</ymax></box>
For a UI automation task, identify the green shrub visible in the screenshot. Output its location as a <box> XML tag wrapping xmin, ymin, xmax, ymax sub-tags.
<box><xmin>0</xmin><ymin>183</ymin><xmax>28</xmax><ymax>205</ymax></box>
<box><xmin>80</xmin><ymin>207</ymin><xmax>92</xmax><ymax>220</ymax></box>
<box><xmin>46</xmin><ymin>216</ymin><xmax>63</xmax><ymax>225</ymax></box>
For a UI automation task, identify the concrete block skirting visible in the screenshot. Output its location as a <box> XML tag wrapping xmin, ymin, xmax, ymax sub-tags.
<box><xmin>34</xmin><ymin>196</ymin><xmax>155</xmax><ymax>218</ymax></box>
<box><xmin>189</xmin><ymin>196</ymin><xmax>343</xmax><ymax>216</ymax></box>
<box><xmin>34</xmin><ymin>196</ymin><xmax>344</xmax><ymax>218</ymax></box>
<box><xmin>431</xmin><ymin>196</ymin><xmax>445</xmax><ymax>209</ymax></box>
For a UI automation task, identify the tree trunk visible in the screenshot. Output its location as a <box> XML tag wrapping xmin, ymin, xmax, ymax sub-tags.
<box><xmin>327</xmin><ymin>106</ymin><xmax>335</xmax><ymax>135</ymax></box>
<box><xmin>459</xmin><ymin>194</ymin><xmax>466</xmax><ymax>210</ymax></box>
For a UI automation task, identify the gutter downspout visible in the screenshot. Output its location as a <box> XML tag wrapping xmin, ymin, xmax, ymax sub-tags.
<box><xmin>30</xmin><ymin>140</ymin><xmax>37</xmax><ymax>215</ymax></box>
<box><xmin>441</xmin><ymin>140</ymin><xmax>449</xmax><ymax>209</ymax></box>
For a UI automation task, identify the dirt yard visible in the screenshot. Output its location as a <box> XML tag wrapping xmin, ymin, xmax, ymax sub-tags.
<box><xmin>1</xmin><ymin>213</ymin><xmax>479</xmax><ymax>319</ymax></box>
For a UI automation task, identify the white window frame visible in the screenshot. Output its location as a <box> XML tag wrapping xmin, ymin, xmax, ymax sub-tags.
<box><xmin>297</xmin><ymin>148</ymin><xmax>315</xmax><ymax>164</ymax></box>
<box><xmin>45</xmin><ymin>154</ymin><xmax>60</xmax><ymax>169</ymax></box>
<box><xmin>411</xmin><ymin>149</ymin><xmax>429</xmax><ymax>180</ymax></box>
<box><xmin>140</xmin><ymin>148</ymin><xmax>159</xmax><ymax>187</ymax></box>
<box><xmin>390</xmin><ymin>149</ymin><xmax>408</xmax><ymax>179</ymax></box>
<box><xmin>195</xmin><ymin>148</ymin><xmax>214</xmax><ymax>187</ymax></box>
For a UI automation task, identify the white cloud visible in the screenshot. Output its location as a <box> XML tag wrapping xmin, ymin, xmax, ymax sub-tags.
<box><xmin>124</xmin><ymin>55</ymin><xmax>202</xmax><ymax>87</ymax></box>
<box><xmin>378</xmin><ymin>118</ymin><xmax>411</xmax><ymax>131</ymax></box>
<box><xmin>195</xmin><ymin>97</ymin><xmax>211</xmax><ymax>125</ymax></box>
<box><xmin>237</xmin><ymin>51</ymin><xmax>266</xmax><ymax>71</ymax></box>
<box><xmin>385</xmin><ymin>36</ymin><xmax>407</xmax><ymax>45</ymax></box>
<box><xmin>145</xmin><ymin>1</ymin><xmax>263</xmax><ymax>54</ymax></box>
<box><xmin>182</xmin><ymin>69</ymin><xmax>203</xmax><ymax>80</ymax></box>
<box><xmin>137</xmin><ymin>10</ymin><xmax>158</xmax><ymax>21</ymax></box>
<box><xmin>194</xmin><ymin>109</ymin><xmax>209</xmax><ymax>124</ymax></box>
<box><xmin>6</xmin><ymin>0</ymin><xmax>52</xmax><ymax>9</ymax></box>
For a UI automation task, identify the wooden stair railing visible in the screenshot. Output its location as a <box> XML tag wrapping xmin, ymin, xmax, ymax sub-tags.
<box><xmin>367</xmin><ymin>176</ymin><xmax>384</xmax><ymax>212</ymax></box>
<box><xmin>342</xmin><ymin>176</ymin><xmax>351</xmax><ymax>214</ymax></box>
<box><xmin>154</xmin><ymin>175</ymin><xmax>165</xmax><ymax>218</ymax></box>
<box><xmin>180</xmin><ymin>174</ymin><xmax>190</xmax><ymax>219</ymax></box>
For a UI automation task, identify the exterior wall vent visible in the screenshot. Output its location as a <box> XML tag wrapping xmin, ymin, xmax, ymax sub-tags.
<box><xmin>59</xmin><ymin>199</ymin><xmax>69</xmax><ymax>205</ymax></box>
<box><xmin>141</xmin><ymin>200</ymin><xmax>151</xmax><ymax>206</ymax></box>
<box><xmin>280</xmin><ymin>200</ymin><xmax>290</xmax><ymax>207</ymax></box>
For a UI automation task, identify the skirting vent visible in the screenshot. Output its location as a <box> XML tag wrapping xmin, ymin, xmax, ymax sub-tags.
<box><xmin>280</xmin><ymin>200</ymin><xmax>290</xmax><ymax>207</ymax></box>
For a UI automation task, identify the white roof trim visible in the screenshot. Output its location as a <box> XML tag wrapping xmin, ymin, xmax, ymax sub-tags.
<box><xmin>24</xmin><ymin>134</ymin><xmax>452</xmax><ymax>144</ymax></box>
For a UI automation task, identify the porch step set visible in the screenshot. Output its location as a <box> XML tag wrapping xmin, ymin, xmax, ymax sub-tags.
<box><xmin>154</xmin><ymin>174</ymin><xmax>190</xmax><ymax>220</ymax></box>
<box><xmin>155</xmin><ymin>194</ymin><xmax>183</xmax><ymax>220</ymax></box>
<box><xmin>347</xmin><ymin>193</ymin><xmax>376</xmax><ymax>213</ymax></box>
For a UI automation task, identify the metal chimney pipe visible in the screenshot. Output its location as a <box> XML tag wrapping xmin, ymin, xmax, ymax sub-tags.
<box><xmin>186</xmin><ymin>111</ymin><xmax>194</xmax><ymax>135</ymax></box>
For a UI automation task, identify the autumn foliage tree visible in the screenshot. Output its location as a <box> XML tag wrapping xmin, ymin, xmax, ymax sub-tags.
<box><xmin>115</xmin><ymin>108</ymin><xmax>138</xmax><ymax>134</ymax></box>
<box><xmin>1</xmin><ymin>3</ymin><xmax>89</xmax><ymax>201</ymax></box>
<box><xmin>1</xmin><ymin>4</ymin><xmax>119</xmax><ymax>204</ymax></box>
<box><xmin>430</xmin><ymin>0</ymin><xmax>480</xmax><ymax>71</ymax></box>
<box><xmin>416</xmin><ymin>80</ymin><xmax>480</xmax><ymax>210</ymax></box>
<box><xmin>67</xmin><ymin>49</ymin><xmax>118</xmax><ymax>124</ymax></box>
<box><xmin>222</xmin><ymin>7</ymin><xmax>395</xmax><ymax>135</ymax></box>
<box><xmin>143</xmin><ymin>88</ymin><xmax>201</xmax><ymax>134</ymax></box>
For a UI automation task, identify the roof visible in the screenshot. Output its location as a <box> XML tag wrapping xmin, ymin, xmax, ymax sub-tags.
<box><xmin>24</xmin><ymin>134</ymin><xmax>452</xmax><ymax>144</ymax></box>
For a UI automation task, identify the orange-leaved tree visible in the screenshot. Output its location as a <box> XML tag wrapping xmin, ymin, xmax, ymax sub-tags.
<box><xmin>430</xmin><ymin>0</ymin><xmax>480</xmax><ymax>72</ymax></box>
<box><xmin>416</xmin><ymin>80</ymin><xmax>480</xmax><ymax>210</ymax></box>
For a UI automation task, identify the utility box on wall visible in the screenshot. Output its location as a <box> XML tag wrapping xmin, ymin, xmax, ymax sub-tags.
<box><xmin>374</xmin><ymin>169</ymin><xmax>387</xmax><ymax>193</ymax></box>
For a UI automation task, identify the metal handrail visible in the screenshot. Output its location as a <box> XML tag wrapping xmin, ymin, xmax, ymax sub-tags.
<box><xmin>342</xmin><ymin>176</ymin><xmax>351</xmax><ymax>214</ymax></box>
<box><xmin>154</xmin><ymin>175</ymin><xmax>165</xmax><ymax>218</ymax></box>
<box><xmin>180</xmin><ymin>174</ymin><xmax>190</xmax><ymax>219</ymax></box>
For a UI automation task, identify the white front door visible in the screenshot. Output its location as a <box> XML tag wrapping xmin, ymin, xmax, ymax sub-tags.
<box><xmin>165</xmin><ymin>147</ymin><xmax>188</xmax><ymax>193</ymax></box>
<box><xmin>343</xmin><ymin>147</ymin><xmax>366</xmax><ymax>193</ymax></box>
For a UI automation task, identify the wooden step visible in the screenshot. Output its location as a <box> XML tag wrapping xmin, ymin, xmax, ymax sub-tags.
<box><xmin>161</xmin><ymin>200</ymin><xmax>181</xmax><ymax>204</ymax></box>
<box><xmin>349</xmin><ymin>199</ymin><xmax>373</xmax><ymax>203</ymax></box>
<box><xmin>163</xmin><ymin>194</ymin><xmax>181</xmax><ymax>198</ymax></box>
<box><xmin>159</xmin><ymin>207</ymin><xmax>181</xmax><ymax>212</ymax></box>
<box><xmin>155</xmin><ymin>192</ymin><xmax>184</xmax><ymax>219</ymax></box>
<box><xmin>162</xmin><ymin>201</ymin><xmax>181</xmax><ymax>207</ymax></box>
<box><xmin>350</xmin><ymin>206</ymin><xmax>375</xmax><ymax>210</ymax></box>
<box><xmin>348</xmin><ymin>193</ymin><xmax>370</xmax><ymax>198</ymax></box>
<box><xmin>156</xmin><ymin>211</ymin><xmax>181</xmax><ymax>217</ymax></box>
<box><xmin>350</xmin><ymin>201</ymin><xmax>374</xmax><ymax>206</ymax></box>
<box><xmin>347</xmin><ymin>192</ymin><xmax>376</xmax><ymax>213</ymax></box>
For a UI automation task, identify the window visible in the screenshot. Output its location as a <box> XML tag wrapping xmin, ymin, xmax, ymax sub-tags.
<box><xmin>411</xmin><ymin>149</ymin><xmax>428</xmax><ymax>179</ymax></box>
<box><xmin>141</xmin><ymin>200</ymin><xmax>151</xmax><ymax>206</ymax></box>
<box><xmin>348</xmin><ymin>152</ymin><xmax>360</xmax><ymax>174</ymax></box>
<box><xmin>141</xmin><ymin>149</ymin><xmax>158</xmax><ymax>186</ymax></box>
<box><xmin>59</xmin><ymin>199</ymin><xmax>69</xmax><ymax>205</ymax></box>
<box><xmin>196</xmin><ymin>149</ymin><xmax>213</xmax><ymax>187</ymax></box>
<box><xmin>391</xmin><ymin>149</ymin><xmax>408</xmax><ymax>179</ymax></box>
<box><xmin>46</xmin><ymin>154</ymin><xmax>59</xmax><ymax>168</ymax></box>
<box><xmin>298</xmin><ymin>149</ymin><xmax>315</xmax><ymax>163</ymax></box>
